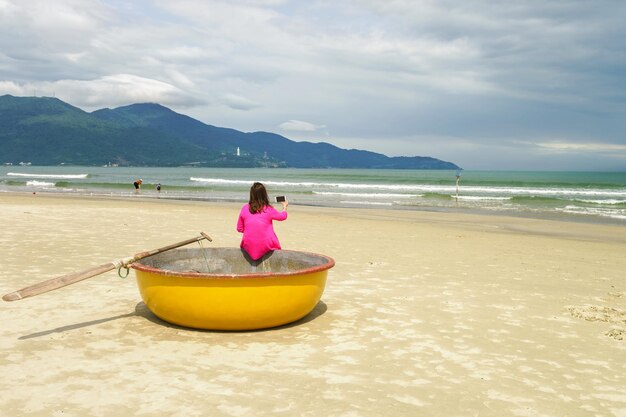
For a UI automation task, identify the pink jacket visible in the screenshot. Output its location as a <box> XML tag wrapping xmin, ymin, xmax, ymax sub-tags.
<box><xmin>237</xmin><ymin>204</ymin><xmax>288</xmax><ymax>260</ymax></box>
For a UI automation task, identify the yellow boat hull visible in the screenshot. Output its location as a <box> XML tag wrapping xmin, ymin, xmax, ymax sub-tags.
<box><xmin>132</xmin><ymin>248</ymin><xmax>334</xmax><ymax>330</ymax></box>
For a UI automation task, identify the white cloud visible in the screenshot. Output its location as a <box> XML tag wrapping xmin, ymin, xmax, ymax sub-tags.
<box><xmin>0</xmin><ymin>80</ymin><xmax>22</xmax><ymax>95</ymax></box>
<box><xmin>221</xmin><ymin>93</ymin><xmax>261</xmax><ymax>111</ymax></box>
<box><xmin>1</xmin><ymin>75</ymin><xmax>203</xmax><ymax>109</ymax></box>
<box><xmin>535</xmin><ymin>142</ymin><xmax>626</xmax><ymax>152</ymax></box>
<box><xmin>279</xmin><ymin>120</ymin><xmax>325</xmax><ymax>132</ymax></box>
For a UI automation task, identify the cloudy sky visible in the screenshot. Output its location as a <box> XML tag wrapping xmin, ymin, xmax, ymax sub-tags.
<box><xmin>1</xmin><ymin>0</ymin><xmax>625</xmax><ymax>170</ymax></box>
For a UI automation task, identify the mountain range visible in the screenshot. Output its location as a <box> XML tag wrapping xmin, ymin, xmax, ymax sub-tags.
<box><xmin>0</xmin><ymin>95</ymin><xmax>459</xmax><ymax>169</ymax></box>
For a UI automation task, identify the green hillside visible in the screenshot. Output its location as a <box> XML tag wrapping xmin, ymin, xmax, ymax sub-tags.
<box><xmin>0</xmin><ymin>95</ymin><xmax>459</xmax><ymax>169</ymax></box>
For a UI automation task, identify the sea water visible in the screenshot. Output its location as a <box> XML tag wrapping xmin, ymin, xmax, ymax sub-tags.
<box><xmin>1</xmin><ymin>166</ymin><xmax>625</xmax><ymax>223</ymax></box>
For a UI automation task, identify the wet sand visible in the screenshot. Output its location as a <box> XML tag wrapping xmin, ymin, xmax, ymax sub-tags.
<box><xmin>1</xmin><ymin>193</ymin><xmax>625</xmax><ymax>416</ymax></box>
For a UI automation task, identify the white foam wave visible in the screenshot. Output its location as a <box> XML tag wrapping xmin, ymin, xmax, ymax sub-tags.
<box><xmin>188</xmin><ymin>177</ymin><xmax>626</xmax><ymax>198</ymax></box>
<box><xmin>313</xmin><ymin>191</ymin><xmax>418</xmax><ymax>199</ymax></box>
<box><xmin>340</xmin><ymin>200</ymin><xmax>394</xmax><ymax>206</ymax></box>
<box><xmin>190</xmin><ymin>177</ymin><xmax>447</xmax><ymax>192</ymax></box>
<box><xmin>26</xmin><ymin>180</ymin><xmax>55</xmax><ymax>187</ymax></box>
<box><xmin>575</xmin><ymin>199</ymin><xmax>626</xmax><ymax>205</ymax></box>
<box><xmin>448</xmin><ymin>185</ymin><xmax>626</xmax><ymax>198</ymax></box>
<box><xmin>8</xmin><ymin>172</ymin><xmax>88</xmax><ymax>179</ymax></box>
<box><xmin>190</xmin><ymin>177</ymin><xmax>323</xmax><ymax>188</ymax></box>
<box><xmin>557</xmin><ymin>205</ymin><xmax>626</xmax><ymax>220</ymax></box>
<box><xmin>454</xmin><ymin>195</ymin><xmax>512</xmax><ymax>201</ymax></box>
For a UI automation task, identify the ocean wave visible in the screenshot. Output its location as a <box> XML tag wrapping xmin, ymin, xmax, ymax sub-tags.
<box><xmin>509</xmin><ymin>196</ymin><xmax>567</xmax><ymax>204</ymax></box>
<box><xmin>508</xmin><ymin>195</ymin><xmax>626</xmax><ymax>207</ymax></box>
<box><xmin>189</xmin><ymin>176</ymin><xmax>626</xmax><ymax>198</ymax></box>
<box><xmin>454</xmin><ymin>195</ymin><xmax>511</xmax><ymax>201</ymax></box>
<box><xmin>557</xmin><ymin>205</ymin><xmax>626</xmax><ymax>220</ymax></box>
<box><xmin>26</xmin><ymin>180</ymin><xmax>55</xmax><ymax>187</ymax></box>
<box><xmin>191</xmin><ymin>177</ymin><xmax>448</xmax><ymax>191</ymax></box>
<box><xmin>455</xmin><ymin>186</ymin><xmax>626</xmax><ymax>198</ymax></box>
<box><xmin>190</xmin><ymin>177</ymin><xmax>325</xmax><ymax>188</ymax></box>
<box><xmin>575</xmin><ymin>199</ymin><xmax>626</xmax><ymax>206</ymax></box>
<box><xmin>8</xmin><ymin>172</ymin><xmax>88</xmax><ymax>179</ymax></box>
<box><xmin>421</xmin><ymin>192</ymin><xmax>453</xmax><ymax>200</ymax></box>
<box><xmin>340</xmin><ymin>200</ymin><xmax>394</xmax><ymax>206</ymax></box>
<box><xmin>190</xmin><ymin>177</ymin><xmax>260</xmax><ymax>185</ymax></box>
<box><xmin>313</xmin><ymin>191</ymin><xmax>417</xmax><ymax>198</ymax></box>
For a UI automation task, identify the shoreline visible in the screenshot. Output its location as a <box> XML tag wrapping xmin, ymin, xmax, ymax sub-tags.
<box><xmin>5</xmin><ymin>188</ymin><xmax>626</xmax><ymax>228</ymax></box>
<box><xmin>1</xmin><ymin>191</ymin><xmax>625</xmax><ymax>416</ymax></box>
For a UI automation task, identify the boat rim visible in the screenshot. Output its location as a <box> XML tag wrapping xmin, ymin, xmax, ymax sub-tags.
<box><xmin>130</xmin><ymin>248</ymin><xmax>336</xmax><ymax>280</ymax></box>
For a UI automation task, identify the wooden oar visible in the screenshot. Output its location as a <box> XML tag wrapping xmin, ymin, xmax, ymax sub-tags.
<box><xmin>2</xmin><ymin>233</ymin><xmax>212</xmax><ymax>302</ymax></box>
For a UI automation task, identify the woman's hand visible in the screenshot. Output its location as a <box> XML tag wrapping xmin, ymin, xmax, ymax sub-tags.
<box><xmin>281</xmin><ymin>200</ymin><xmax>288</xmax><ymax>210</ymax></box>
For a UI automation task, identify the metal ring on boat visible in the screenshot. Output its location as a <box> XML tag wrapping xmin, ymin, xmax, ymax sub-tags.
<box><xmin>118</xmin><ymin>265</ymin><xmax>130</xmax><ymax>278</ymax></box>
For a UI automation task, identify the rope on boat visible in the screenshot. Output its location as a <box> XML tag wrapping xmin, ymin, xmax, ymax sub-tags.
<box><xmin>112</xmin><ymin>256</ymin><xmax>135</xmax><ymax>269</ymax></box>
<box><xmin>198</xmin><ymin>239</ymin><xmax>211</xmax><ymax>273</ymax></box>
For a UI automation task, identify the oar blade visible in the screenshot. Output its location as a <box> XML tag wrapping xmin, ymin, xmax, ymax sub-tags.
<box><xmin>3</xmin><ymin>292</ymin><xmax>23</xmax><ymax>302</ymax></box>
<box><xmin>2</xmin><ymin>262</ymin><xmax>116</xmax><ymax>302</ymax></box>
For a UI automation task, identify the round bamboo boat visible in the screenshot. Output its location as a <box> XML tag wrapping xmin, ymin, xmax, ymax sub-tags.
<box><xmin>131</xmin><ymin>247</ymin><xmax>335</xmax><ymax>330</ymax></box>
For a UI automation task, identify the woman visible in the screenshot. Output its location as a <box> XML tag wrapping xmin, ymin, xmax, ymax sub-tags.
<box><xmin>237</xmin><ymin>182</ymin><xmax>288</xmax><ymax>261</ymax></box>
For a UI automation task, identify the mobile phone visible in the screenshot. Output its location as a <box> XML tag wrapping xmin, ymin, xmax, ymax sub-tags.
<box><xmin>275</xmin><ymin>196</ymin><xmax>286</xmax><ymax>202</ymax></box>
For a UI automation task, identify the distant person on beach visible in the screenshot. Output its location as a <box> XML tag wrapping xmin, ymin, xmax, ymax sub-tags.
<box><xmin>156</xmin><ymin>183</ymin><xmax>161</xmax><ymax>193</ymax></box>
<box><xmin>133</xmin><ymin>179</ymin><xmax>142</xmax><ymax>194</ymax></box>
<box><xmin>237</xmin><ymin>182</ymin><xmax>288</xmax><ymax>261</ymax></box>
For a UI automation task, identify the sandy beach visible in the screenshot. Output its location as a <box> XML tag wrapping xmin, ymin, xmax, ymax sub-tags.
<box><xmin>1</xmin><ymin>192</ymin><xmax>625</xmax><ymax>417</ymax></box>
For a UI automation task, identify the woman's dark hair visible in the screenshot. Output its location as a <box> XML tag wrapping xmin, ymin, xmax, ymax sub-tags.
<box><xmin>249</xmin><ymin>182</ymin><xmax>270</xmax><ymax>214</ymax></box>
